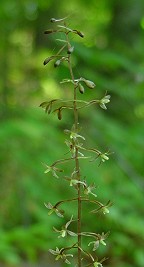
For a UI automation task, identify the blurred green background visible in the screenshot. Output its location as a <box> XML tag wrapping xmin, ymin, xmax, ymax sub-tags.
<box><xmin>0</xmin><ymin>0</ymin><xmax>144</xmax><ymax>266</ymax></box>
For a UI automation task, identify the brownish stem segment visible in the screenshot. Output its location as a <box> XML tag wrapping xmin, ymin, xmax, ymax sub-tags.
<box><xmin>66</xmin><ymin>34</ymin><xmax>82</xmax><ymax>267</ymax></box>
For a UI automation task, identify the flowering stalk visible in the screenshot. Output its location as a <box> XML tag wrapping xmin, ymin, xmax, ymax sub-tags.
<box><xmin>66</xmin><ymin>30</ymin><xmax>83</xmax><ymax>266</ymax></box>
<box><xmin>40</xmin><ymin>17</ymin><xmax>112</xmax><ymax>267</ymax></box>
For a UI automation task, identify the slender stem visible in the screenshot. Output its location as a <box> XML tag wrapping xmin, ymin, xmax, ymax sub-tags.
<box><xmin>66</xmin><ymin>33</ymin><xmax>82</xmax><ymax>267</ymax></box>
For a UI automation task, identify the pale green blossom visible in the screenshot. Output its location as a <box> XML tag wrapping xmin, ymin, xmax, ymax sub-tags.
<box><xmin>49</xmin><ymin>247</ymin><xmax>73</xmax><ymax>264</ymax></box>
<box><xmin>44</xmin><ymin>202</ymin><xmax>64</xmax><ymax>217</ymax></box>
<box><xmin>99</xmin><ymin>95</ymin><xmax>111</xmax><ymax>110</ymax></box>
<box><xmin>53</xmin><ymin>215</ymin><xmax>77</xmax><ymax>238</ymax></box>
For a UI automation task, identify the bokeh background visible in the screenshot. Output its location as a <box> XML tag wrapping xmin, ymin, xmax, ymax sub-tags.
<box><xmin>0</xmin><ymin>0</ymin><xmax>144</xmax><ymax>266</ymax></box>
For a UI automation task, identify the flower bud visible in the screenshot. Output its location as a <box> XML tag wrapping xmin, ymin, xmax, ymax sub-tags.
<box><xmin>43</xmin><ymin>59</ymin><xmax>48</xmax><ymax>66</ymax></box>
<box><xmin>54</xmin><ymin>59</ymin><xmax>61</xmax><ymax>68</ymax></box>
<box><xmin>73</xmin><ymin>30</ymin><xmax>84</xmax><ymax>38</ymax></box>
<box><xmin>46</xmin><ymin>102</ymin><xmax>52</xmax><ymax>114</ymax></box>
<box><xmin>83</xmin><ymin>79</ymin><xmax>96</xmax><ymax>89</ymax></box>
<box><xmin>50</xmin><ymin>18</ymin><xmax>56</xmax><ymax>23</ymax></box>
<box><xmin>79</xmin><ymin>83</ymin><xmax>85</xmax><ymax>94</ymax></box>
<box><xmin>50</xmin><ymin>16</ymin><xmax>68</xmax><ymax>23</ymax></box>
<box><xmin>43</xmin><ymin>56</ymin><xmax>53</xmax><ymax>65</ymax></box>
<box><xmin>67</xmin><ymin>45</ymin><xmax>74</xmax><ymax>54</ymax></box>
<box><xmin>44</xmin><ymin>29</ymin><xmax>55</xmax><ymax>34</ymax></box>
<box><xmin>58</xmin><ymin>108</ymin><xmax>62</xmax><ymax>120</ymax></box>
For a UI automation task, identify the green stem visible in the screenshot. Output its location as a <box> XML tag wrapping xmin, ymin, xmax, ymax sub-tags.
<box><xmin>66</xmin><ymin>33</ymin><xmax>82</xmax><ymax>267</ymax></box>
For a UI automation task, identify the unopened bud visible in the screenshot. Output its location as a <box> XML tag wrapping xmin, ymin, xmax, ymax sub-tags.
<box><xmin>79</xmin><ymin>83</ymin><xmax>85</xmax><ymax>94</ymax></box>
<box><xmin>43</xmin><ymin>56</ymin><xmax>53</xmax><ymax>65</ymax></box>
<box><xmin>58</xmin><ymin>108</ymin><xmax>62</xmax><ymax>120</ymax></box>
<box><xmin>50</xmin><ymin>18</ymin><xmax>56</xmax><ymax>23</ymax></box>
<box><xmin>83</xmin><ymin>79</ymin><xmax>96</xmax><ymax>89</ymax></box>
<box><xmin>44</xmin><ymin>29</ymin><xmax>55</xmax><ymax>34</ymax></box>
<box><xmin>67</xmin><ymin>45</ymin><xmax>74</xmax><ymax>54</ymax></box>
<box><xmin>50</xmin><ymin>16</ymin><xmax>68</xmax><ymax>23</ymax></box>
<box><xmin>54</xmin><ymin>59</ymin><xmax>61</xmax><ymax>68</ymax></box>
<box><xmin>46</xmin><ymin>103</ymin><xmax>52</xmax><ymax>114</ymax></box>
<box><xmin>73</xmin><ymin>30</ymin><xmax>84</xmax><ymax>38</ymax></box>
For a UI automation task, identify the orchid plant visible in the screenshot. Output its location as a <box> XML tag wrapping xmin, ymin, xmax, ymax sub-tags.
<box><xmin>40</xmin><ymin>16</ymin><xmax>112</xmax><ymax>267</ymax></box>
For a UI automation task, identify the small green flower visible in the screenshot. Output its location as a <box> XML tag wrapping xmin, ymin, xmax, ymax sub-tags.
<box><xmin>65</xmin><ymin>140</ymin><xmax>84</xmax><ymax>158</ymax></box>
<box><xmin>86</xmin><ymin>257</ymin><xmax>107</xmax><ymax>267</ymax></box>
<box><xmin>69</xmin><ymin>178</ymin><xmax>80</xmax><ymax>187</ymax></box>
<box><xmin>100</xmin><ymin>153</ymin><xmax>109</xmax><ymax>162</ymax></box>
<box><xmin>44</xmin><ymin>202</ymin><xmax>64</xmax><ymax>217</ymax></box>
<box><xmin>49</xmin><ymin>247</ymin><xmax>73</xmax><ymax>264</ymax></box>
<box><xmin>64</xmin><ymin>169</ymin><xmax>85</xmax><ymax>188</ymax></box>
<box><xmin>86</xmin><ymin>260</ymin><xmax>103</xmax><ymax>267</ymax></box>
<box><xmin>93</xmin><ymin>150</ymin><xmax>111</xmax><ymax>166</ymax></box>
<box><xmin>91</xmin><ymin>200</ymin><xmax>112</xmax><ymax>215</ymax></box>
<box><xmin>102</xmin><ymin>200</ymin><xmax>113</xmax><ymax>214</ymax></box>
<box><xmin>53</xmin><ymin>215</ymin><xmax>77</xmax><ymax>238</ymax></box>
<box><xmin>65</xmin><ymin>176</ymin><xmax>85</xmax><ymax>187</ymax></box>
<box><xmin>83</xmin><ymin>181</ymin><xmax>97</xmax><ymax>198</ymax></box>
<box><xmin>88</xmin><ymin>240</ymin><xmax>99</xmax><ymax>251</ymax></box>
<box><xmin>101</xmin><ymin>206</ymin><xmax>109</xmax><ymax>214</ymax></box>
<box><xmin>93</xmin><ymin>262</ymin><xmax>103</xmax><ymax>267</ymax></box>
<box><xmin>90</xmin><ymin>149</ymin><xmax>111</xmax><ymax>166</ymax></box>
<box><xmin>99</xmin><ymin>95</ymin><xmax>111</xmax><ymax>110</ymax></box>
<box><xmin>43</xmin><ymin>163</ymin><xmax>63</xmax><ymax>178</ymax></box>
<box><xmin>65</xmin><ymin>130</ymin><xmax>85</xmax><ymax>141</ymax></box>
<box><xmin>88</xmin><ymin>232</ymin><xmax>109</xmax><ymax>251</ymax></box>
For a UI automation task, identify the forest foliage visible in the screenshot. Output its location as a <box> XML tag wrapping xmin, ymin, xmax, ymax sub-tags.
<box><xmin>0</xmin><ymin>0</ymin><xmax>144</xmax><ymax>266</ymax></box>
